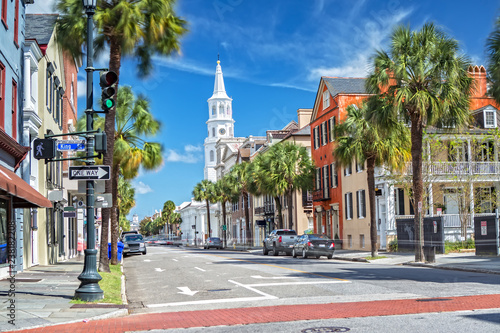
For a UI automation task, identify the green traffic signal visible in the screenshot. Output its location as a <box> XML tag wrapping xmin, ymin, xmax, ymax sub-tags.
<box><xmin>99</xmin><ymin>71</ymin><xmax>118</xmax><ymax>112</ymax></box>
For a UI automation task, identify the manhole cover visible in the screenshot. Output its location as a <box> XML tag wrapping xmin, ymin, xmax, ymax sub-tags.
<box><xmin>302</xmin><ymin>327</ymin><xmax>350</xmax><ymax>332</ymax></box>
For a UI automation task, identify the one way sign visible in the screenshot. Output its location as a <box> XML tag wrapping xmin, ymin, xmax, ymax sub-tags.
<box><xmin>69</xmin><ymin>166</ymin><xmax>111</xmax><ymax>180</ymax></box>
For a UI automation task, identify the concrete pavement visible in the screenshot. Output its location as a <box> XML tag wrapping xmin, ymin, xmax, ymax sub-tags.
<box><xmin>1</xmin><ymin>246</ymin><xmax>500</xmax><ymax>332</ymax></box>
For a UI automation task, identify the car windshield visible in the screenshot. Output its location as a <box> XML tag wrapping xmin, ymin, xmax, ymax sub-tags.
<box><xmin>125</xmin><ymin>235</ymin><xmax>143</xmax><ymax>242</ymax></box>
<box><xmin>309</xmin><ymin>234</ymin><xmax>331</xmax><ymax>240</ymax></box>
<box><xmin>208</xmin><ymin>238</ymin><xmax>220</xmax><ymax>241</ymax></box>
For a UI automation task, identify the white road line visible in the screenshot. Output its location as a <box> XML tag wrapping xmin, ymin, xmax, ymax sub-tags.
<box><xmin>172</xmin><ymin>259</ymin><xmax>178</xmax><ymax>262</ymax></box>
<box><xmin>147</xmin><ymin>296</ymin><xmax>273</xmax><ymax>308</ymax></box>
<box><xmin>247</xmin><ymin>280</ymin><xmax>351</xmax><ymax>287</ymax></box>
<box><xmin>251</xmin><ymin>275</ymin><xmax>299</xmax><ymax>279</ymax></box>
<box><xmin>228</xmin><ymin>279</ymin><xmax>278</xmax><ymax>299</ymax></box>
<box><xmin>195</xmin><ymin>267</ymin><xmax>206</xmax><ymax>272</ymax></box>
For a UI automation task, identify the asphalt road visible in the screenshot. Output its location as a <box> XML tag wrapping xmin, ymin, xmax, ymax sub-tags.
<box><xmin>124</xmin><ymin>246</ymin><xmax>500</xmax><ymax>316</ymax></box>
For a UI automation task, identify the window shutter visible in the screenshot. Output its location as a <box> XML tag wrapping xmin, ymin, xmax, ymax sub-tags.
<box><xmin>349</xmin><ymin>193</ymin><xmax>353</xmax><ymax>220</ymax></box>
<box><xmin>362</xmin><ymin>190</ymin><xmax>366</xmax><ymax>218</ymax></box>
<box><xmin>398</xmin><ymin>188</ymin><xmax>405</xmax><ymax>215</ymax></box>
<box><xmin>345</xmin><ymin>193</ymin><xmax>348</xmax><ymax>219</ymax></box>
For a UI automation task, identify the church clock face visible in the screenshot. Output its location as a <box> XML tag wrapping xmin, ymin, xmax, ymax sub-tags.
<box><xmin>219</xmin><ymin>128</ymin><xmax>226</xmax><ymax>135</ymax></box>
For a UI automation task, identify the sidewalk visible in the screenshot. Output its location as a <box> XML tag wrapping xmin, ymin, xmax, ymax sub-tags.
<box><xmin>2</xmin><ymin>247</ymin><xmax>500</xmax><ymax>332</ymax></box>
<box><xmin>0</xmin><ymin>256</ymin><xmax>127</xmax><ymax>332</ymax></box>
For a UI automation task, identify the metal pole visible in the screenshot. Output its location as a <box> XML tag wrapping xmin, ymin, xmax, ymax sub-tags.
<box><xmin>496</xmin><ymin>209</ymin><xmax>499</xmax><ymax>256</ymax></box>
<box><xmin>75</xmin><ymin>4</ymin><xmax>103</xmax><ymax>301</ymax></box>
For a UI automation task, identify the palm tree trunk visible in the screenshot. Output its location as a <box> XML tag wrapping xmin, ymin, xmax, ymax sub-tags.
<box><xmin>366</xmin><ymin>157</ymin><xmax>378</xmax><ymax>257</ymax></box>
<box><xmin>243</xmin><ymin>192</ymin><xmax>251</xmax><ymax>246</ymax></box>
<box><xmin>106</xmin><ymin>36</ymin><xmax>122</xmax><ymax>265</ymax></box>
<box><xmin>274</xmin><ymin>196</ymin><xmax>283</xmax><ymax>229</ymax></box>
<box><xmin>287</xmin><ymin>189</ymin><xmax>293</xmax><ymax>230</ymax></box>
<box><xmin>411</xmin><ymin>113</ymin><xmax>425</xmax><ymax>262</ymax></box>
<box><xmin>206</xmin><ymin>199</ymin><xmax>211</xmax><ymax>237</ymax></box>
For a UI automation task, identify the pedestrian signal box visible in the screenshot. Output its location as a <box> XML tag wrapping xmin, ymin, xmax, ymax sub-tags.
<box><xmin>33</xmin><ymin>138</ymin><xmax>57</xmax><ymax>160</ymax></box>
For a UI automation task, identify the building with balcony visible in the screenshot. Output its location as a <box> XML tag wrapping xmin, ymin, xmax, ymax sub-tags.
<box><xmin>375</xmin><ymin>66</ymin><xmax>500</xmax><ymax>248</ymax></box>
<box><xmin>310</xmin><ymin>77</ymin><xmax>370</xmax><ymax>249</ymax></box>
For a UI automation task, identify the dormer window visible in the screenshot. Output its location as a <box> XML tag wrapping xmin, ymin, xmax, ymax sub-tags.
<box><xmin>323</xmin><ymin>90</ymin><xmax>330</xmax><ymax>109</ymax></box>
<box><xmin>484</xmin><ymin>109</ymin><xmax>496</xmax><ymax>128</ymax></box>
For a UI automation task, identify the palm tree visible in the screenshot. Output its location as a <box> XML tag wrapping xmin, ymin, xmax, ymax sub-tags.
<box><xmin>486</xmin><ymin>17</ymin><xmax>500</xmax><ymax>105</ymax></box>
<box><xmin>193</xmin><ymin>180</ymin><xmax>215</xmax><ymax>238</ymax></box>
<box><xmin>264</xmin><ymin>142</ymin><xmax>314</xmax><ymax>230</ymax></box>
<box><xmin>162</xmin><ymin>200</ymin><xmax>176</xmax><ymax>234</ymax></box>
<box><xmin>366</xmin><ymin>23</ymin><xmax>473</xmax><ymax>261</ymax></box>
<box><xmin>77</xmin><ymin>85</ymin><xmax>163</xmax><ymax>268</ymax></box>
<box><xmin>56</xmin><ymin>0</ymin><xmax>187</xmax><ymax>267</ymax></box>
<box><xmin>169</xmin><ymin>212</ymin><xmax>182</xmax><ymax>236</ymax></box>
<box><xmin>117</xmin><ymin>176</ymin><xmax>135</xmax><ymax>232</ymax></box>
<box><xmin>229</xmin><ymin>162</ymin><xmax>253</xmax><ymax>245</ymax></box>
<box><xmin>214</xmin><ymin>175</ymin><xmax>240</xmax><ymax>247</ymax></box>
<box><xmin>333</xmin><ymin>99</ymin><xmax>411</xmax><ymax>257</ymax></box>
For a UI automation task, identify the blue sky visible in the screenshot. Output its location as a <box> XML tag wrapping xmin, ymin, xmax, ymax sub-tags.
<box><xmin>29</xmin><ymin>0</ymin><xmax>500</xmax><ymax>220</ymax></box>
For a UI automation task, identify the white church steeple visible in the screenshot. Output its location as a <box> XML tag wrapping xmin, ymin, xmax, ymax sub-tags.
<box><xmin>204</xmin><ymin>59</ymin><xmax>235</xmax><ymax>182</ymax></box>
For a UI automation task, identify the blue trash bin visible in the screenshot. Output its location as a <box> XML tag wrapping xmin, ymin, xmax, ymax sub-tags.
<box><xmin>108</xmin><ymin>242</ymin><xmax>124</xmax><ymax>260</ymax></box>
<box><xmin>117</xmin><ymin>241</ymin><xmax>124</xmax><ymax>261</ymax></box>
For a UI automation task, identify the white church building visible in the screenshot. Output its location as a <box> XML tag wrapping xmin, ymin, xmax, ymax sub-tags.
<box><xmin>178</xmin><ymin>59</ymin><xmax>245</xmax><ymax>245</ymax></box>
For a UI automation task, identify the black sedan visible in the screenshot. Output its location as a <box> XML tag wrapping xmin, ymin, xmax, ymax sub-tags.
<box><xmin>292</xmin><ymin>234</ymin><xmax>335</xmax><ymax>259</ymax></box>
<box><xmin>123</xmin><ymin>234</ymin><xmax>147</xmax><ymax>256</ymax></box>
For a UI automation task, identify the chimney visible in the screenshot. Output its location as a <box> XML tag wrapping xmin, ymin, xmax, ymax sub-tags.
<box><xmin>297</xmin><ymin>108</ymin><xmax>313</xmax><ymax>128</ymax></box>
<box><xmin>468</xmin><ymin>65</ymin><xmax>488</xmax><ymax>98</ymax></box>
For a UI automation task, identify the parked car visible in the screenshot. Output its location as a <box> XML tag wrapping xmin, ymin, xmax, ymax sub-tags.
<box><xmin>204</xmin><ymin>237</ymin><xmax>223</xmax><ymax>249</ymax></box>
<box><xmin>120</xmin><ymin>230</ymin><xmax>139</xmax><ymax>240</ymax></box>
<box><xmin>154</xmin><ymin>237</ymin><xmax>170</xmax><ymax>246</ymax></box>
<box><xmin>122</xmin><ymin>234</ymin><xmax>147</xmax><ymax>256</ymax></box>
<box><xmin>144</xmin><ymin>236</ymin><xmax>155</xmax><ymax>245</ymax></box>
<box><xmin>292</xmin><ymin>234</ymin><xmax>335</xmax><ymax>259</ymax></box>
<box><xmin>263</xmin><ymin>229</ymin><xmax>297</xmax><ymax>256</ymax></box>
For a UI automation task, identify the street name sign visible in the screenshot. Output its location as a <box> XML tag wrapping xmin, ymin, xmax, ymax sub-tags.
<box><xmin>57</xmin><ymin>139</ymin><xmax>86</xmax><ymax>151</ymax></box>
<box><xmin>69</xmin><ymin>165</ymin><xmax>110</xmax><ymax>180</ymax></box>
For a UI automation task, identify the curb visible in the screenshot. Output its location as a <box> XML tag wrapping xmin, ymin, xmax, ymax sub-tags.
<box><xmin>333</xmin><ymin>256</ymin><xmax>369</xmax><ymax>263</ymax></box>
<box><xmin>403</xmin><ymin>262</ymin><xmax>500</xmax><ymax>275</ymax></box>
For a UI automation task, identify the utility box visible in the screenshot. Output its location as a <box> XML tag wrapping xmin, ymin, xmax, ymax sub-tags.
<box><xmin>396</xmin><ymin>218</ymin><xmax>415</xmax><ymax>252</ymax></box>
<box><xmin>474</xmin><ymin>215</ymin><xmax>499</xmax><ymax>256</ymax></box>
<box><xmin>423</xmin><ymin>217</ymin><xmax>445</xmax><ymax>254</ymax></box>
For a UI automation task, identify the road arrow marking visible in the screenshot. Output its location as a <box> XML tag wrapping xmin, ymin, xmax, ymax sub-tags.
<box><xmin>251</xmin><ymin>275</ymin><xmax>299</xmax><ymax>279</ymax></box>
<box><xmin>177</xmin><ymin>287</ymin><xmax>198</xmax><ymax>296</ymax></box>
<box><xmin>155</xmin><ymin>268</ymin><xmax>165</xmax><ymax>272</ymax></box>
<box><xmin>143</xmin><ymin>259</ymin><xmax>152</xmax><ymax>262</ymax></box>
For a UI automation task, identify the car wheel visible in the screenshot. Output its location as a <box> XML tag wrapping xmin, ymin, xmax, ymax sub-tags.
<box><xmin>327</xmin><ymin>253</ymin><xmax>333</xmax><ymax>259</ymax></box>
<box><xmin>263</xmin><ymin>245</ymin><xmax>269</xmax><ymax>255</ymax></box>
<box><xmin>143</xmin><ymin>250</ymin><xmax>147</xmax><ymax>255</ymax></box>
<box><xmin>292</xmin><ymin>249</ymin><xmax>297</xmax><ymax>258</ymax></box>
<box><xmin>302</xmin><ymin>249</ymin><xmax>307</xmax><ymax>258</ymax></box>
<box><xmin>273</xmin><ymin>245</ymin><xmax>279</xmax><ymax>256</ymax></box>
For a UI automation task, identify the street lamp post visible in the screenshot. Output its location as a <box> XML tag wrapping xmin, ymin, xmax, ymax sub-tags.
<box><xmin>75</xmin><ymin>0</ymin><xmax>104</xmax><ymax>301</ymax></box>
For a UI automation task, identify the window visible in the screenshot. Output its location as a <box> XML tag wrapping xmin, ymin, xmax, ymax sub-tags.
<box><xmin>357</xmin><ymin>189</ymin><xmax>366</xmax><ymax>218</ymax></box>
<box><xmin>360</xmin><ymin>234</ymin><xmax>365</xmax><ymax>248</ymax></box>
<box><xmin>356</xmin><ymin>158</ymin><xmax>364</xmax><ymax>172</ymax></box>
<box><xmin>321</xmin><ymin>121</ymin><xmax>328</xmax><ymax>146</ymax></box>
<box><xmin>395</xmin><ymin>188</ymin><xmax>405</xmax><ymax>215</ymax></box>
<box><xmin>212</xmin><ymin>105</ymin><xmax>216</xmax><ymax>116</ymax></box>
<box><xmin>344</xmin><ymin>162</ymin><xmax>352</xmax><ymax>176</ymax></box>
<box><xmin>0</xmin><ymin>61</ymin><xmax>4</xmax><ymax>129</ymax></box>
<box><xmin>11</xmin><ymin>80</ymin><xmax>16</xmax><ymax>138</ymax></box>
<box><xmin>1</xmin><ymin>0</ymin><xmax>7</xmax><ymax>27</ymax></box>
<box><xmin>329</xmin><ymin>116</ymin><xmax>335</xmax><ymax>142</ymax></box>
<box><xmin>484</xmin><ymin>110</ymin><xmax>496</xmax><ymax>128</ymax></box>
<box><xmin>313</xmin><ymin>126</ymin><xmax>319</xmax><ymax>149</ymax></box>
<box><xmin>315</xmin><ymin>168</ymin><xmax>321</xmax><ymax>190</ymax></box>
<box><xmin>323</xmin><ymin>165</ymin><xmax>329</xmax><ymax>198</ymax></box>
<box><xmin>348</xmin><ymin>234</ymin><xmax>352</xmax><ymax>248</ymax></box>
<box><xmin>345</xmin><ymin>192</ymin><xmax>353</xmax><ymax>220</ymax></box>
<box><xmin>13</xmin><ymin>0</ymin><xmax>18</xmax><ymax>46</ymax></box>
<box><xmin>219</xmin><ymin>104</ymin><xmax>224</xmax><ymax>115</ymax></box>
<box><xmin>330</xmin><ymin>163</ymin><xmax>338</xmax><ymax>187</ymax></box>
<box><xmin>212</xmin><ymin>127</ymin><xmax>215</xmax><ymax>137</ymax></box>
<box><xmin>323</xmin><ymin>90</ymin><xmax>330</xmax><ymax>109</ymax></box>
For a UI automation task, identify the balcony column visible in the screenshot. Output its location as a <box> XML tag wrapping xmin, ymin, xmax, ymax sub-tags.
<box><xmin>470</xmin><ymin>182</ymin><xmax>474</xmax><ymax>228</ymax></box>
<box><xmin>428</xmin><ymin>184</ymin><xmax>434</xmax><ymax>217</ymax></box>
<box><xmin>387</xmin><ymin>184</ymin><xmax>395</xmax><ymax>231</ymax></box>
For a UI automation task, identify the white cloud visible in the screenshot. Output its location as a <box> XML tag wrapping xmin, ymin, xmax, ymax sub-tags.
<box><xmin>165</xmin><ymin>145</ymin><xmax>203</xmax><ymax>163</ymax></box>
<box><xmin>134</xmin><ymin>181</ymin><xmax>153</xmax><ymax>194</ymax></box>
<box><xmin>26</xmin><ymin>0</ymin><xmax>58</xmax><ymax>14</ymax></box>
<box><xmin>77</xmin><ymin>80</ymin><xmax>86</xmax><ymax>98</ymax></box>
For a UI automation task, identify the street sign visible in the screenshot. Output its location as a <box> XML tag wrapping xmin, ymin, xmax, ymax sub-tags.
<box><xmin>57</xmin><ymin>139</ymin><xmax>86</xmax><ymax>151</ymax></box>
<box><xmin>222</xmin><ymin>225</ymin><xmax>227</xmax><ymax>231</ymax></box>
<box><xmin>69</xmin><ymin>165</ymin><xmax>111</xmax><ymax>180</ymax></box>
<box><xmin>63</xmin><ymin>211</ymin><xmax>77</xmax><ymax>218</ymax></box>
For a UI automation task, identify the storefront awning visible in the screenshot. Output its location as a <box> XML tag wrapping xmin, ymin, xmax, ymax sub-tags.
<box><xmin>0</xmin><ymin>165</ymin><xmax>52</xmax><ymax>208</ymax></box>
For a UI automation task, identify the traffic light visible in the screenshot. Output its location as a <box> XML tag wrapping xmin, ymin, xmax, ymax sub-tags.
<box><xmin>99</xmin><ymin>71</ymin><xmax>118</xmax><ymax>112</ymax></box>
<box><xmin>33</xmin><ymin>138</ymin><xmax>57</xmax><ymax>160</ymax></box>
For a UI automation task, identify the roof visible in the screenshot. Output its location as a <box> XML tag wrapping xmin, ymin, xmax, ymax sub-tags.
<box><xmin>323</xmin><ymin>77</ymin><xmax>368</xmax><ymax>96</ymax></box>
<box><xmin>26</xmin><ymin>14</ymin><xmax>58</xmax><ymax>45</ymax></box>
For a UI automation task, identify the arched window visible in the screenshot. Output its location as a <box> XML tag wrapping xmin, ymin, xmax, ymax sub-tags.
<box><xmin>212</xmin><ymin>127</ymin><xmax>215</xmax><ymax>137</ymax></box>
<box><xmin>212</xmin><ymin>105</ymin><xmax>216</xmax><ymax>116</ymax></box>
<box><xmin>219</xmin><ymin>104</ymin><xmax>224</xmax><ymax>115</ymax></box>
<box><xmin>210</xmin><ymin>150</ymin><xmax>214</xmax><ymax>162</ymax></box>
<box><xmin>227</xmin><ymin>106</ymin><xmax>231</xmax><ymax>116</ymax></box>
